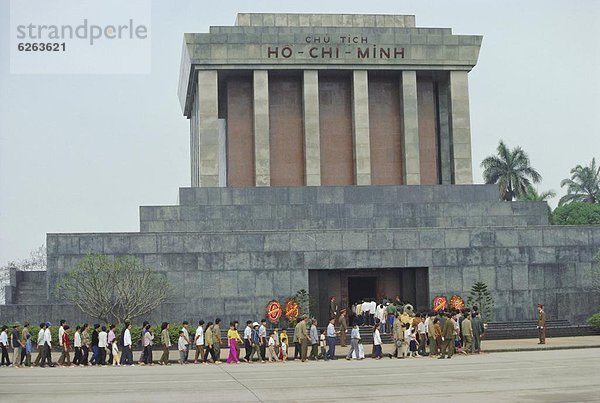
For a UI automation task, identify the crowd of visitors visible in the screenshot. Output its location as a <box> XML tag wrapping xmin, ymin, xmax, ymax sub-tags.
<box><xmin>0</xmin><ymin>299</ymin><xmax>495</xmax><ymax>368</ymax></box>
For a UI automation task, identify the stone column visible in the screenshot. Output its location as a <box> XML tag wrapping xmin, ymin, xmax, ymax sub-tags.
<box><xmin>449</xmin><ymin>70</ymin><xmax>473</xmax><ymax>184</ymax></box>
<box><xmin>190</xmin><ymin>96</ymin><xmax>199</xmax><ymax>187</ymax></box>
<box><xmin>437</xmin><ymin>80</ymin><xmax>452</xmax><ymax>184</ymax></box>
<box><xmin>303</xmin><ymin>70</ymin><xmax>321</xmax><ymax>186</ymax></box>
<box><xmin>253</xmin><ymin>70</ymin><xmax>270</xmax><ymax>186</ymax></box>
<box><xmin>197</xmin><ymin>70</ymin><xmax>219</xmax><ymax>187</ymax></box>
<box><xmin>401</xmin><ymin>70</ymin><xmax>420</xmax><ymax>185</ymax></box>
<box><xmin>352</xmin><ymin>70</ymin><xmax>371</xmax><ymax>185</ymax></box>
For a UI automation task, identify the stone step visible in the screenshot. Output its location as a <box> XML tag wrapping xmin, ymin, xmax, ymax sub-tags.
<box><xmin>178</xmin><ymin>185</ymin><xmax>502</xmax><ymax>206</ymax></box>
<box><xmin>140</xmin><ymin>192</ymin><xmax>550</xmax><ymax>232</ymax></box>
<box><xmin>487</xmin><ymin>320</ymin><xmax>570</xmax><ymax>329</ymax></box>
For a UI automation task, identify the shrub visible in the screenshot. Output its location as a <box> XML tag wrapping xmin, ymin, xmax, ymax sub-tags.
<box><xmin>587</xmin><ymin>313</ymin><xmax>600</xmax><ymax>330</ymax></box>
<box><xmin>551</xmin><ymin>203</ymin><xmax>600</xmax><ymax>225</ymax></box>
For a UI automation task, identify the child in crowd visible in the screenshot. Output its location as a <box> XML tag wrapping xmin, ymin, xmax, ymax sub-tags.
<box><xmin>319</xmin><ymin>330</ymin><xmax>328</xmax><ymax>361</ymax></box>
<box><xmin>409</xmin><ymin>327</ymin><xmax>420</xmax><ymax>357</ymax></box>
<box><xmin>279</xmin><ymin>329</ymin><xmax>288</xmax><ymax>362</ymax></box>
<box><xmin>111</xmin><ymin>340</ymin><xmax>120</xmax><ymax>366</ymax></box>
<box><xmin>24</xmin><ymin>333</ymin><xmax>32</xmax><ymax>367</ymax></box>
<box><xmin>178</xmin><ymin>330</ymin><xmax>186</xmax><ymax>365</ymax></box>
<box><xmin>273</xmin><ymin>327</ymin><xmax>280</xmax><ymax>359</ymax></box>
<box><xmin>267</xmin><ymin>333</ymin><xmax>276</xmax><ymax>363</ymax></box>
<box><xmin>372</xmin><ymin>325</ymin><xmax>382</xmax><ymax>359</ymax></box>
<box><xmin>402</xmin><ymin>323</ymin><xmax>411</xmax><ymax>358</ymax></box>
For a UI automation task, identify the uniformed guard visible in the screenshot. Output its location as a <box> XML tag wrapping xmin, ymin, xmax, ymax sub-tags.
<box><xmin>537</xmin><ymin>304</ymin><xmax>546</xmax><ymax>344</ymax></box>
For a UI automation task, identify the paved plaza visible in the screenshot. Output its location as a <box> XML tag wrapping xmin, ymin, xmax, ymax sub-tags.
<box><xmin>0</xmin><ymin>348</ymin><xmax>599</xmax><ymax>402</ymax></box>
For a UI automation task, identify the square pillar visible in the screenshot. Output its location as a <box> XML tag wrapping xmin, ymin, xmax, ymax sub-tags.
<box><xmin>303</xmin><ymin>70</ymin><xmax>321</xmax><ymax>186</ymax></box>
<box><xmin>437</xmin><ymin>79</ymin><xmax>452</xmax><ymax>184</ymax></box>
<box><xmin>401</xmin><ymin>70</ymin><xmax>420</xmax><ymax>185</ymax></box>
<box><xmin>352</xmin><ymin>70</ymin><xmax>371</xmax><ymax>185</ymax></box>
<box><xmin>449</xmin><ymin>70</ymin><xmax>474</xmax><ymax>184</ymax></box>
<box><xmin>253</xmin><ymin>70</ymin><xmax>271</xmax><ymax>186</ymax></box>
<box><xmin>197</xmin><ymin>70</ymin><xmax>219</xmax><ymax>187</ymax></box>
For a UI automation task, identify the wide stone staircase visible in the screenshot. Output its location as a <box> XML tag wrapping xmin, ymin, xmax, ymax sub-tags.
<box><xmin>484</xmin><ymin>320</ymin><xmax>600</xmax><ymax>339</ymax></box>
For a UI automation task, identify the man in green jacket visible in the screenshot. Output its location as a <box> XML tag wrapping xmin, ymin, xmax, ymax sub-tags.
<box><xmin>461</xmin><ymin>313</ymin><xmax>473</xmax><ymax>353</ymax></box>
<box><xmin>471</xmin><ymin>312</ymin><xmax>485</xmax><ymax>353</ymax></box>
<box><xmin>438</xmin><ymin>313</ymin><xmax>455</xmax><ymax>359</ymax></box>
<box><xmin>294</xmin><ymin>316</ymin><xmax>309</xmax><ymax>362</ymax></box>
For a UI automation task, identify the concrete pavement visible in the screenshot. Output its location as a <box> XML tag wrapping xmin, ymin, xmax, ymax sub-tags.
<box><xmin>0</xmin><ymin>347</ymin><xmax>599</xmax><ymax>402</ymax></box>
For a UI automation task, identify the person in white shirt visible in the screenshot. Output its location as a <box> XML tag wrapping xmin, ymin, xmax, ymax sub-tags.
<box><xmin>98</xmin><ymin>326</ymin><xmax>108</xmax><ymax>366</ymax></box>
<box><xmin>42</xmin><ymin>322</ymin><xmax>54</xmax><ymax>367</ymax></box>
<box><xmin>141</xmin><ymin>324</ymin><xmax>154</xmax><ymax>365</ymax></box>
<box><xmin>181</xmin><ymin>321</ymin><xmax>190</xmax><ymax>363</ymax></box>
<box><xmin>33</xmin><ymin>322</ymin><xmax>45</xmax><ymax>367</ymax></box>
<box><xmin>361</xmin><ymin>300</ymin><xmax>371</xmax><ymax>315</ymax></box>
<box><xmin>369</xmin><ymin>300</ymin><xmax>377</xmax><ymax>325</ymax></box>
<box><xmin>194</xmin><ymin>320</ymin><xmax>205</xmax><ymax>364</ymax></box>
<box><xmin>0</xmin><ymin>326</ymin><xmax>9</xmax><ymax>366</ymax></box>
<box><xmin>372</xmin><ymin>326</ymin><xmax>383</xmax><ymax>359</ymax></box>
<box><xmin>178</xmin><ymin>331</ymin><xmax>187</xmax><ymax>365</ymax></box>
<box><xmin>326</xmin><ymin>318</ymin><xmax>338</xmax><ymax>360</ymax></box>
<box><xmin>121</xmin><ymin>322</ymin><xmax>133</xmax><ymax>366</ymax></box>
<box><xmin>417</xmin><ymin>315</ymin><xmax>427</xmax><ymax>356</ymax></box>
<box><xmin>266</xmin><ymin>334</ymin><xmax>276</xmax><ymax>362</ymax></box>
<box><xmin>376</xmin><ymin>305</ymin><xmax>386</xmax><ymax>333</ymax></box>
<box><xmin>258</xmin><ymin>320</ymin><xmax>268</xmax><ymax>362</ymax></box>
<box><xmin>402</xmin><ymin>324</ymin><xmax>411</xmax><ymax>359</ymax></box>
<box><xmin>361</xmin><ymin>300</ymin><xmax>370</xmax><ymax>325</ymax></box>
<box><xmin>73</xmin><ymin>326</ymin><xmax>82</xmax><ymax>366</ymax></box>
<box><xmin>58</xmin><ymin>320</ymin><xmax>66</xmax><ymax>349</ymax></box>
<box><xmin>345</xmin><ymin>324</ymin><xmax>362</xmax><ymax>360</ymax></box>
<box><xmin>243</xmin><ymin>321</ymin><xmax>253</xmax><ymax>363</ymax></box>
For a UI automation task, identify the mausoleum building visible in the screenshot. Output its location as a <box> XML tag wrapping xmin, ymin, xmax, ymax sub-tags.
<box><xmin>2</xmin><ymin>14</ymin><xmax>599</xmax><ymax>327</ymax></box>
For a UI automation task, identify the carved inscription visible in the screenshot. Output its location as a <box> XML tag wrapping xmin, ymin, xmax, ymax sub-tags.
<box><xmin>265</xmin><ymin>34</ymin><xmax>405</xmax><ymax>60</ymax></box>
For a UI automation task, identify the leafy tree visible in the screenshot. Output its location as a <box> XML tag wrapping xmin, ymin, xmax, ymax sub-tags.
<box><xmin>1</xmin><ymin>244</ymin><xmax>47</xmax><ymax>272</ymax></box>
<box><xmin>588</xmin><ymin>313</ymin><xmax>600</xmax><ymax>331</ymax></box>
<box><xmin>517</xmin><ymin>185</ymin><xmax>556</xmax><ymax>202</ymax></box>
<box><xmin>481</xmin><ymin>141</ymin><xmax>542</xmax><ymax>201</ymax></box>
<box><xmin>551</xmin><ymin>202</ymin><xmax>600</xmax><ymax>225</ymax></box>
<box><xmin>559</xmin><ymin>158</ymin><xmax>600</xmax><ymax>205</ymax></box>
<box><xmin>56</xmin><ymin>254</ymin><xmax>171</xmax><ymax>324</ymax></box>
<box><xmin>1</xmin><ymin>245</ymin><xmax>47</xmax><ymax>304</ymax></box>
<box><xmin>293</xmin><ymin>289</ymin><xmax>313</xmax><ymax>317</ymax></box>
<box><xmin>467</xmin><ymin>281</ymin><xmax>494</xmax><ymax>321</ymax></box>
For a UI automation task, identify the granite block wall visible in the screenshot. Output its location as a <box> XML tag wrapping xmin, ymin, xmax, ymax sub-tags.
<box><xmin>44</xmin><ymin>226</ymin><xmax>600</xmax><ymax>325</ymax></box>
<box><xmin>2</xmin><ymin>185</ymin><xmax>598</xmax><ymax>326</ymax></box>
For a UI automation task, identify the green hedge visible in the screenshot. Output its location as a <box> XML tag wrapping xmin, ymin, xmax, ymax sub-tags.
<box><xmin>551</xmin><ymin>202</ymin><xmax>600</xmax><ymax>225</ymax></box>
<box><xmin>587</xmin><ymin>313</ymin><xmax>600</xmax><ymax>330</ymax></box>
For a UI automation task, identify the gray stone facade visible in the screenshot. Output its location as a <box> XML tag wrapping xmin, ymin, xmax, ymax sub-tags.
<box><xmin>21</xmin><ymin>184</ymin><xmax>596</xmax><ymax>326</ymax></box>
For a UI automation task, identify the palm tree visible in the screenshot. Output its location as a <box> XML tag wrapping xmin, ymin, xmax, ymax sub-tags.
<box><xmin>559</xmin><ymin>158</ymin><xmax>600</xmax><ymax>205</ymax></box>
<box><xmin>517</xmin><ymin>185</ymin><xmax>556</xmax><ymax>202</ymax></box>
<box><xmin>481</xmin><ymin>141</ymin><xmax>542</xmax><ymax>201</ymax></box>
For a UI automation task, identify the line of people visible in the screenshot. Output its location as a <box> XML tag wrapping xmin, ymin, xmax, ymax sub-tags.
<box><xmin>0</xmin><ymin>307</ymin><xmax>486</xmax><ymax>368</ymax></box>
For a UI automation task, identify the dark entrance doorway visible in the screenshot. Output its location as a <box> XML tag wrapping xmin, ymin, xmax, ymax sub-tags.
<box><xmin>348</xmin><ymin>276</ymin><xmax>376</xmax><ymax>305</ymax></box>
<box><xmin>309</xmin><ymin>267</ymin><xmax>429</xmax><ymax>325</ymax></box>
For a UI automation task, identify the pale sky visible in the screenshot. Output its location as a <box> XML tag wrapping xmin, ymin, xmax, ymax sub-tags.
<box><xmin>0</xmin><ymin>0</ymin><xmax>599</xmax><ymax>266</ymax></box>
